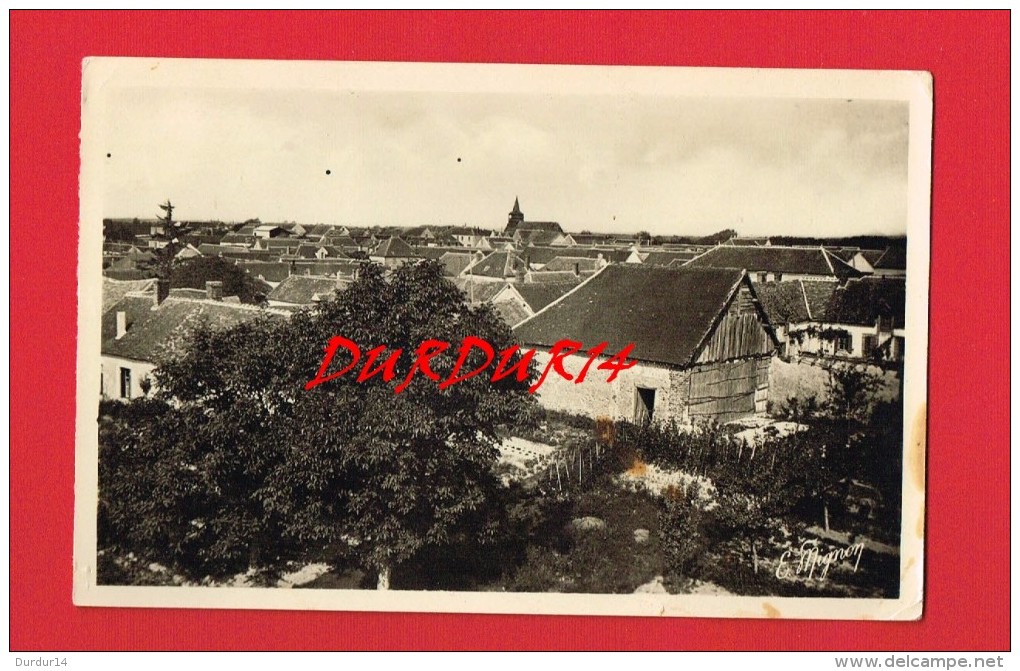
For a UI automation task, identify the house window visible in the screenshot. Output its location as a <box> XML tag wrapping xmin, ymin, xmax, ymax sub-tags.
<box><xmin>862</xmin><ymin>334</ymin><xmax>878</xmax><ymax>359</ymax></box>
<box><xmin>635</xmin><ymin>387</ymin><xmax>656</xmax><ymax>424</ymax></box>
<box><xmin>119</xmin><ymin>367</ymin><xmax>131</xmax><ymax>399</ymax></box>
<box><xmin>774</xmin><ymin>272</ymin><xmax>783</xmax><ymax>281</ymax></box>
<box><xmin>892</xmin><ymin>336</ymin><xmax>905</xmax><ymax>362</ymax></box>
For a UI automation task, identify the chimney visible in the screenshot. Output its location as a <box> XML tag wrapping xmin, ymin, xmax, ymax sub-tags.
<box><xmin>155</xmin><ymin>278</ymin><xmax>170</xmax><ymax>306</ymax></box>
<box><xmin>115</xmin><ymin>311</ymin><xmax>127</xmax><ymax>339</ymax></box>
<box><xmin>525</xmin><ymin>254</ymin><xmax>532</xmax><ymax>271</ymax></box>
<box><xmin>289</xmin><ymin>259</ymin><xmax>296</xmax><ymax>276</ymax></box>
<box><xmin>597</xmin><ymin>253</ymin><xmax>606</xmax><ymax>267</ymax></box>
<box><xmin>205</xmin><ymin>280</ymin><xmax>223</xmax><ymax>301</ymax></box>
<box><xmin>573</xmin><ymin>262</ymin><xmax>580</xmax><ymax>278</ymax></box>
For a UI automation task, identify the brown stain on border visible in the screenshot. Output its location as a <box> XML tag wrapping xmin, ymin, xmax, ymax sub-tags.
<box><xmin>762</xmin><ymin>602</ymin><xmax>781</xmax><ymax>618</ymax></box>
<box><xmin>902</xmin><ymin>556</ymin><xmax>916</xmax><ymax>580</ymax></box>
<box><xmin>908</xmin><ymin>402</ymin><xmax>926</xmax><ymax>492</ymax></box>
<box><xmin>916</xmin><ymin>501</ymin><xmax>926</xmax><ymax>539</ymax></box>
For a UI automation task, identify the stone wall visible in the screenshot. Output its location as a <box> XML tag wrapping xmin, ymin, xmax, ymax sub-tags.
<box><xmin>769</xmin><ymin>355</ymin><xmax>902</xmax><ymax>412</ymax></box>
<box><xmin>530</xmin><ymin>349</ymin><xmax>675</xmax><ymax>422</ymax></box>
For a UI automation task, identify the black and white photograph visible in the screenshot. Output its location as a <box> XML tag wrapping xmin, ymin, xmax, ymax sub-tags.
<box><xmin>74</xmin><ymin>59</ymin><xmax>930</xmax><ymax>619</ymax></box>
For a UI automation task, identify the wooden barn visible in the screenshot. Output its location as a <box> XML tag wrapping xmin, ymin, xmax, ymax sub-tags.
<box><xmin>513</xmin><ymin>265</ymin><xmax>780</xmax><ymax>424</ymax></box>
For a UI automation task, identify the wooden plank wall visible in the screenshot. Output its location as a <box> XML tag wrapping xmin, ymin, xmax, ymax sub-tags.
<box><xmin>697</xmin><ymin>313</ymin><xmax>774</xmax><ymax>364</ymax></box>
<box><xmin>687</xmin><ymin>358</ymin><xmax>759</xmax><ymax>421</ymax></box>
<box><xmin>753</xmin><ymin>357</ymin><xmax>770</xmax><ymax>414</ymax></box>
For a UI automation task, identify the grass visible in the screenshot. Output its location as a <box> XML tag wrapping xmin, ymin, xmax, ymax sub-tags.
<box><xmin>502</xmin><ymin>476</ymin><xmax>664</xmax><ymax>594</ymax></box>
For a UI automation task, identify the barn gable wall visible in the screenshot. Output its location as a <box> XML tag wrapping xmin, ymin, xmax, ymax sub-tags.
<box><xmin>695</xmin><ymin>284</ymin><xmax>776</xmax><ymax>364</ymax></box>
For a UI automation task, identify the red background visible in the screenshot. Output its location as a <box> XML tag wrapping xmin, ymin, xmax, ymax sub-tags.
<box><xmin>10</xmin><ymin>11</ymin><xmax>1010</xmax><ymax>651</ymax></box>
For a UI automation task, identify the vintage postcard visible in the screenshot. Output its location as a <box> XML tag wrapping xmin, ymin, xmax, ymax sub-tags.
<box><xmin>74</xmin><ymin>58</ymin><xmax>931</xmax><ymax>619</ymax></box>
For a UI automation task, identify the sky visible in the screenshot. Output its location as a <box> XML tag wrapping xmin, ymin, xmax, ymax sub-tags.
<box><xmin>99</xmin><ymin>85</ymin><xmax>910</xmax><ymax>237</ymax></box>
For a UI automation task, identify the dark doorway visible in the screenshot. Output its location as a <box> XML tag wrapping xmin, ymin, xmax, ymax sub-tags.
<box><xmin>635</xmin><ymin>387</ymin><xmax>656</xmax><ymax>424</ymax></box>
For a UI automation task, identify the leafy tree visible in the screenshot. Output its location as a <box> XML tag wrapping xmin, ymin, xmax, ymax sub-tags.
<box><xmin>170</xmin><ymin>256</ymin><xmax>271</xmax><ymax>305</ymax></box>
<box><xmin>102</xmin><ymin>219</ymin><xmax>138</xmax><ymax>242</ymax></box>
<box><xmin>98</xmin><ymin>260</ymin><xmax>538</xmax><ymax>587</ymax></box>
<box><xmin>698</xmin><ymin>228</ymin><xmax>739</xmax><ymax>245</ymax></box>
<box><xmin>826</xmin><ymin>363</ymin><xmax>882</xmax><ymax>440</ymax></box>
<box><xmin>150</xmin><ymin>200</ymin><xmax>180</xmax><ymax>280</ymax></box>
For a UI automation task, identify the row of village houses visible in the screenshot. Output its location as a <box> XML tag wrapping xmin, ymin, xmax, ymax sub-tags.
<box><xmin>100</xmin><ymin>201</ymin><xmax>907</xmax><ymax>424</ymax></box>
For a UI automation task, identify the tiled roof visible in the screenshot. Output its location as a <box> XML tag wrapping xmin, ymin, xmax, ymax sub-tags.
<box><xmin>438</xmin><ymin>252</ymin><xmax>476</xmax><ymax>277</ymax></box>
<box><xmin>514</xmin><ymin>265</ymin><xmax>748</xmax><ymax>367</ymax></box>
<box><xmin>260</xmin><ymin>239</ymin><xmax>300</xmax><ymax>250</ymax></box>
<box><xmin>219</xmin><ymin>232</ymin><xmax>254</xmax><ymax>245</ymax></box>
<box><xmin>751</xmin><ymin>280</ymin><xmax>840</xmax><ymax>325</ymax></box>
<box><xmin>303</xmin><ymin>224</ymin><xmax>332</xmax><ymax>236</ymax></box>
<box><xmin>101</xmin><ymin>294</ymin><xmax>157</xmax><ymax>342</ymax></box>
<box><xmin>516</xmin><ymin>220</ymin><xmax>563</xmax><ymax>233</ymax></box>
<box><xmin>526</xmin><ymin>269</ymin><xmax>597</xmax><ymax>283</ymax></box>
<box><xmin>686</xmin><ymin>245</ymin><xmax>862</xmax><ymax>280</ymax></box>
<box><xmin>290</xmin><ymin>259</ymin><xmax>363</xmax><ymax>278</ymax></box>
<box><xmin>754</xmin><ymin>282</ymin><xmax>812</xmax><ymax>325</ymax></box>
<box><xmin>800</xmin><ymin>281</ymin><xmax>838</xmax><ymax>320</ymax></box>
<box><xmin>521</xmin><ymin>246</ymin><xmax>629</xmax><ymax>266</ymax></box>
<box><xmin>873</xmin><ymin>246</ymin><xmax>907</xmax><ymax>271</ymax></box>
<box><xmin>372</xmin><ymin>236</ymin><xmax>419</xmax><ymax>258</ymax></box>
<box><xmin>108</xmin><ymin>256</ymin><xmax>141</xmax><ymax>271</ymax></box>
<box><xmin>825</xmin><ymin>277</ymin><xmax>906</xmax><ymax>328</ymax></box>
<box><xmin>102</xmin><ymin>297</ymin><xmax>288</xmax><ymax>362</ymax></box>
<box><xmin>103</xmin><ymin>269</ymin><xmax>151</xmax><ymax>281</ymax></box>
<box><xmin>197</xmin><ymin>243</ymin><xmax>230</xmax><ymax>256</ymax></box>
<box><xmin>492</xmin><ymin>300</ymin><xmax>532</xmax><ymax>327</ymax></box>
<box><xmin>640</xmin><ymin>250</ymin><xmax>700</xmax><ymax>266</ymax></box>
<box><xmin>294</xmin><ymin>244</ymin><xmax>322</xmax><ymax>259</ymax></box>
<box><xmin>518</xmin><ymin>230</ymin><xmax>562</xmax><ymax>246</ymax></box>
<box><xmin>463</xmin><ymin>251</ymin><xmax>525</xmax><ymax>279</ymax></box>
<box><xmin>235</xmin><ymin>261</ymin><xmax>293</xmax><ymax>284</ymax></box>
<box><xmin>268</xmin><ymin>275</ymin><xmax>347</xmax><ymax>305</ymax></box>
<box><xmin>514</xmin><ymin>282</ymin><xmax>579</xmax><ymax>312</ymax></box>
<box><xmin>451</xmin><ymin>278</ymin><xmax>508</xmax><ymax>304</ymax></box>
<box><xmin>541</xmin><ymin>256</ymin><xmax>602</xmax><ymax>273</ymax></box>
<box><xmin>413</xmin><ymin>246</ymin><xmax>473</xmax><ymax>260</ymax></box>
<box><xmin>319</xmin><ymin>234</ymin><xmax>357</xmax><ymax>248</ymax></box>
<box><xmin>102</xmin><ymin>277</ymin><xmax>156</xmax><ymax>316</ymax></box>
<box><xmin>570</xmin><ymin>234</ymin><xmax>618</xmax><ymax>246</ymax></box>
<box><xmin>449</xmin><ymin>226</ymin><xmax>490</xmax><ymax>236</ymax></box>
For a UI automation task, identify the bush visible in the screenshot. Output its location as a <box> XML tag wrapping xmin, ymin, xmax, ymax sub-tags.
<box><xmin>659</xmin><ymin>485</ymin><xmax>709</xmax><ymax>583</ymax></box>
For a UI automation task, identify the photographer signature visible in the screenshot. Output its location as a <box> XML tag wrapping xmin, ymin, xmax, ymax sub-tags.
<box><xmin>776</xmin><ymin>539</ymin><xmax>865</xmax><ymax>581</ymax></box>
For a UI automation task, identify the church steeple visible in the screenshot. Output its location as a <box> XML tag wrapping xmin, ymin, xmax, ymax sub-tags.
<box><xmin>507</xmin><ymin>196</ymin><xmax>524</xmax><ymax>232</ymax></box>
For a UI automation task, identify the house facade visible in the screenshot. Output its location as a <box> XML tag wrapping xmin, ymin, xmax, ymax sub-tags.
<box><xmin>101</xmin><ymin>282</ymin><xmax>291</xmax><ymax>401</ymax></box>
<box><xmin>755</xmin><ymin>277</ymin><xmax>906</xmax><ymax>363</ymax></box>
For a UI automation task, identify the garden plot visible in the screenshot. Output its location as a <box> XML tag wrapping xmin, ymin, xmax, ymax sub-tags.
<box><xmin>729</xmin><ymin>419</ymin><xmax>808</xmax><ymax>445</ymax></box>
<box><xmin>497</xmin><ymin>436</ymin><xmax>560</xmax><ymax>483</ymax></box>
<box><xmin>617</xmin><ymin>460</ymin><xmax>717</xmax><ymax>506</ymax></box>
